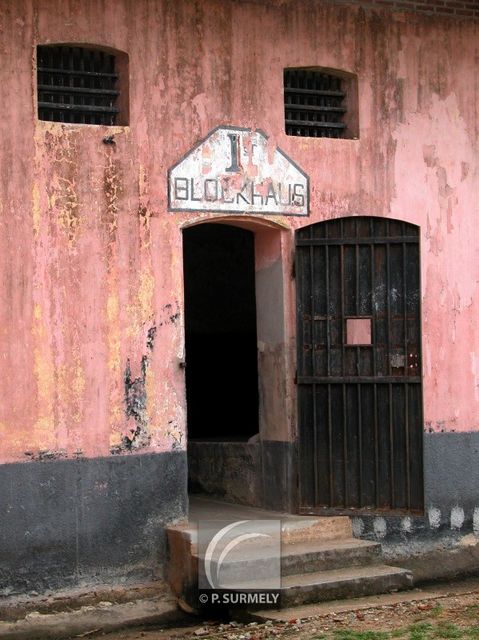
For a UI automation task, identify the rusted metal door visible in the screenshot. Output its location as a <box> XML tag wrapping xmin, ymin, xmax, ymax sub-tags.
<box><xmin>296</xmin><ymin>217</ymin><xmax>423</xmax><ymax>514</ymax></box>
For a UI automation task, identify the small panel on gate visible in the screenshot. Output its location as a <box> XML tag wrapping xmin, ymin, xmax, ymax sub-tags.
<box><xmin>346</xmin><ymin>318</ymin><xmax>372</xmax><ymax>345</ymax></box>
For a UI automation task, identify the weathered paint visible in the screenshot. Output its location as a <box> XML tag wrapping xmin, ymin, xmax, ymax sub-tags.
<box><xmin>0</xmin><ymin>1</ymin><xmax>477</xmax><ymax>513</ymax></box>
<box><xmin>168</xmin><ymin>126</ymin><xmax>309</xmax><ymax>215</ymax></box>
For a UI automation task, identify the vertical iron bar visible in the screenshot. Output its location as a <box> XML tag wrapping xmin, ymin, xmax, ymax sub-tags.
<box><xmin>68</xmin><ymin>48</ymin><xmax>77</xmax><ymax>123</ymax></box>
<box><xmin>355</xmin><ymin>230</ymin><xmax>362</xmax><ymax>508</ymax></box>
<box><xmin>79</xmin><ymin>47</ymin><xmax>85</xmax><ymax>122</ymax></box>
<box><xmin>403</xmin><ymin>241</ymin><xmax>408</xmax><ymax>377</ymax></box>
<box><xmin>386</xmin><ymin>224</ymin><xmax>394</xmax><ymax>508</ymax></box>
<box><xmin>357</xmin><ymin>383</ymin><xmax>363</xmax><ymax>508</ymax></box>
<box><xmin>416</xmin><ymin>227</ymin><xmax>425</xmax><ymax>512</ymax></box>
<box><xmin>309</xmin><ymin>243</ymin><xmax>319</xmax><ymax>507</ymax></box>
<box><xmin>374</xmin><ymin>382</ymin><xmax>379</xmax><ymax>507</ymax></box>
<box><xmin>313</xmin><ymin>383</ymin><xmax>319</xmax><ymax>507</ymax></box>
<box><xmin>340</xmin><ymin>220</ymin><xmax>348</xmax><ymax>509</ymax></box>
<box><xmin>389</xmin><ymin>382</ymin><xmax>395</xmax><ymax>509</ymax></box>
<box><xmin>326</xmin><ymin>244</ymin><xmax>331</xmax><ymax>377</ymax></box>
<box><xmin>403</xmin><ymin>242</ymin><xmax>411</xmax><ymax>510</ymax></box>
<box><xmin>405</xmin><ymin>383</ymin><xmax>410</xmax><ymax>510</ymax></box>
<box><xmin>343</xmin><ymin>383</ymin><xmax>348</xmax><ymax>507</ymax></box>
<box><xmin>325</xmin><ymin>241</ymin><xmax>332</xmax><ymax>507</ymax></box>
<box><xmin>371</xmin><ymin>239</ymin><xmax>376</xmax><ymax>377</ymax></box>
<box><xmin>340</xmin><ymin>220</ymin><xmax>345</xmax><ymax>378</ymax></box>
<box><xmin>310</xmin><ymin>245</ymin><xmax>315</xmax><ymax>379</ymax></box>
<box><xmin>386</xmin><ymin>233</ymin><xmax>391</xmax><ymax>376</ymax></box>
<box><xmin>355</xmin><ymin>240</ymin><xmax>360</xmax><ymax>375</ymax></box>
<box><xmin>370</xmin><ymin>219</ymin><xmax>379</xmax><ymax>509</ymax></box>
<box><xmin>328</xmin><ymin>384</ymin><xmax>333</xmax><ymax>506</ymax></box>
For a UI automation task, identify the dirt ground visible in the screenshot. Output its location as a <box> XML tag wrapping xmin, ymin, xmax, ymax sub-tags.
<box><xmin>93</xmin><ymin>581</ymin><xmax>479</xmax><ymax>640</ymax></box>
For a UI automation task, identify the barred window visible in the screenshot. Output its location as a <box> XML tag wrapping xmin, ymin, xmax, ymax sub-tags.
<box><xmin>284</xmin><ymin>68</ymin><xmax>358</xmax><ymax>139</ymax></box>
<box><xmin>37</xmin><ymin>45</ymin><xmax>128</xmax><ymax>126</ymax></box>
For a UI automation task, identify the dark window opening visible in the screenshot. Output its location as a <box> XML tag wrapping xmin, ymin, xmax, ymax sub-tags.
<box><xmin>284</xmin><ymin>68</ymin><xmax>358</xmax><ymax>139</ymax></box>
<box><xmin>183</xmin><ymin>224</ymin><xmax>259</xmax><ymax>441</ymax></box>
<box><xmin>37</xmin><ymin>45</ymin><xmax>128</xmax><ymax>125</ymax></box>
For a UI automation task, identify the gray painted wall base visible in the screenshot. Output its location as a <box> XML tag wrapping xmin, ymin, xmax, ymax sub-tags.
<box><xmin>3</xmin><ymin>430</ymin><xmax>479</xmax><ymax>598</ymax></box>
<box><xmin>424</xmin><ymin>432</ymin><xmax>479</xmax><ymax>518</ymax></box>
<box><xmin>0</xmin><ymin>451</ymin><xmax>187</xmax><ymax>597</ymax></box>
<box><xmin>352</xmin><ymin>432</ymin><xmax>479</xmax><ymax>544</ymax></box>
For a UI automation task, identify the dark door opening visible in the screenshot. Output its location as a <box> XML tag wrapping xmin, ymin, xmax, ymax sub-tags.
<box><xmin>183</xmin><ymin>223</ymin><xmax>259</xmax><ymax>441</ymax></box>
<box><xmin>296</xmin><ymin>217</ymin><xmax>424</xmax><ymax>514</ymax></box>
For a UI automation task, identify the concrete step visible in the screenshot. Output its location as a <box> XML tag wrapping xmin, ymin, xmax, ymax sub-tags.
<box><xmin>167</xmin><ymin>514</ymin><xmax>352</xmax><ymax>554</ymax></box>
<box><xmin>278</xmin><ymin>565</ymin><xmax>414</xmax><ymax>607</ymax></box>
<box><xmin>193</xmin><ymin>538</ymin><xmax>382</xmax><ymax>585</ymax></box>
<box><xmin>281</xmin><ymin>516</ymin><xmax>352</xmax><ymax>543</ymax></box>
<box><xmin>166</xmin><ymin>501</ymin><xmax>413</xmax><ymax>610</ymax></box>
<box><xmin>233</xmin><ymin>565</ymin><xmax>413</xmax><ymax>607</ymax></box>
<box><xmin>281</xmin><ymin>538</ymin><xmax>382</xmax><ymax>575</ymax></box>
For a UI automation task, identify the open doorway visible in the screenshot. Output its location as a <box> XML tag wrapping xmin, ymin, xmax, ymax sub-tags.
<box><xmin>183</xmin><ymin>223</ymin><xmax>259</xmax><ymax>441</ymax></box>
<box><xmin>183</xmin><ymin>219</ymin><xmax>294</xmax><ymax>510</ymax></box>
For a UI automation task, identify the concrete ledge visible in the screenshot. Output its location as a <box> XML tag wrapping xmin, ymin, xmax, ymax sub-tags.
<box><xmin>383</xmin><ymin>533</ymin><xmax>479</xmax><ymax>584</ymax></box>
<box><xmin>0</xmin><ymin>581</ymin><xmax>170</xmax><ymax>622</ymax></box>
<box><xmin>0</xmin><ymin>598</ymin><xmax>187</xmax><ymax>640</ymax></box>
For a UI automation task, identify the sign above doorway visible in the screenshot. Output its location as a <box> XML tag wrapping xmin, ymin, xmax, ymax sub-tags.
<box><xmin>168</xmin><ymin>126</ymin><xmax>309</xmax><ymax>216</ymax></box>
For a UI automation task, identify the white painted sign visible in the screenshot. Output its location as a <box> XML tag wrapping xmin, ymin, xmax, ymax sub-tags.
<box><xmin>168</xmin><ymin>126</ymin><xmax>309</xmax><ymax>216</ymax></box>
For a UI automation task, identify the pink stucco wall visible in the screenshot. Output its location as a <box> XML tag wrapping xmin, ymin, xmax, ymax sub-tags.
<box><xmin>0</xmin><ymin>0</ymin><xmax>477</xmax><ymax>463</ymax></box>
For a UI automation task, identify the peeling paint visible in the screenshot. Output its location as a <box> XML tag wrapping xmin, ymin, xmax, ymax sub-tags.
<box><xmin>401</xmin><ymin>516</ymin><xmax>413</xmax><ymax>534</ymax></box>
<box><xmin>120</xmin><ymin>356</ymin><xmax>151</xmax><ymax>452</ymax></box>
<box><xmin>428</xmin><ymin>507</ymin><xmax>442</xmax><ymax>529</ymax></box>
<box><xmin>451</xmin><ymin>506</ymin><xmax>465</xmax><ymax>530</ymax></box>
<box><xmin>352</xmin><ymin>517</ymin><xmax>364</xmax><ymax>537</ymax></box>
<box><xmin>32</xmin><ymin>183</ymin><xmax>40</xmax><ymax>237</ymax></box>
<box><xmin>103</xmin><ymin>156</ymin><xmax>122</xmax><ymax>244</ymax></box>
<box><xmin>373</xmin><ymin>517</ymin><xmax>387</xmax><ymax>539</ymax></box>
<box><xmin>473</xmin><ymin>508</ymin><xmax>479</xmax><ymax>536</ymax></box>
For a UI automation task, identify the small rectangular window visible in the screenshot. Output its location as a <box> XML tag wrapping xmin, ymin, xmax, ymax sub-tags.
<box><xmin>284</xmin><ymin>68</ymin><xmax>358</xmax><ymax>139</ymax></box>
<box><xmin>37</xmin><ymin>45</ymin><xmax>126</xmax><ymax>126</ymax></box>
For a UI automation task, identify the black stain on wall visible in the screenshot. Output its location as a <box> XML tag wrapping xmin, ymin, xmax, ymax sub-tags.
<box><xmin>122</xmin><ymin>355</ymin><xmax>151</xmax><ymax>451</ymax></box>
<box><xmin>24</xmin><ymin>449</ymin><xmax>67</xmax><ymax>461</ymax></box>
<box><xmin>146</xmin><ymin>325</ymin><xmax>157</xmax><ymax>350</ymax></box>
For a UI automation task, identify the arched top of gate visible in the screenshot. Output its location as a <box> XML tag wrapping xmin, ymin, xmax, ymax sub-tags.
<box><xmin>180</xmin><ymin>215</ymin><xmax>290</xmax><ymax>234</ymax></box>
<box><xmin>296</xmin><ymin>216</ymin><xmax>419</xmax><ymax>242</ymax></box>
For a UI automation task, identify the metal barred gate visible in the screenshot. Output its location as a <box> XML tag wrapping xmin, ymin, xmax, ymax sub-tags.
<box><xmin>296</xmin><ymin>217</ymin><xmax>424</xmax><ymax>514</ymax></box>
